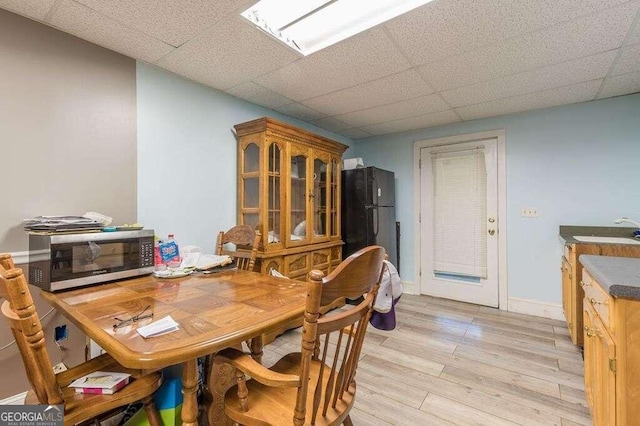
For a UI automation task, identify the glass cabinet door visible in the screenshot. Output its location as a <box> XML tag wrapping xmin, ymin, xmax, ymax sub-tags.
<box><xmin>289</xmin><ymin>148</ymin><xmax>309</xmax><ymax>245</ymax></box>
<box><xmin>311</xmin><ymin>152</ymin><xmax>331</xmax><ymax>243</ymax></box>
<box><xmin>240</xmin><ymin>142</ymin><xmax>260</xmax><ymax>231</ymax></box>
<box><xmin>267</xmin><ymin>142</ymin><xmax>284</xmax><ymax>248</ymax></box>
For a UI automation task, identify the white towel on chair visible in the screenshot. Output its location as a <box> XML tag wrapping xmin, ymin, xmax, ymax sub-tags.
<box><xmin>373</xmin><ymin>261</ymin><xmax>402</xmax><ymax>313</ymax></box>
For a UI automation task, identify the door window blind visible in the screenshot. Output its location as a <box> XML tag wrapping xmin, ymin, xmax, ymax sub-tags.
<box><xmin>431</xmin><ymin>148</ymin><xmax>487</xmax><ymax>278</ymax></box>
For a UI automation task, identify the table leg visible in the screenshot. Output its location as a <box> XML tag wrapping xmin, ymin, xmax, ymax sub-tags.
<box><xmin>250</xmin><ymin>335</ymin><xmax>263</xmax><ymax>364</ymax></box>
<box><xmin>181</xmin><ymin>358</ymin><xmax>199</xmax><ymax>426</ymax></box>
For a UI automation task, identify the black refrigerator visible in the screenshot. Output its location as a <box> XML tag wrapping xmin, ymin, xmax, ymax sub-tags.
<box><xmin>341</xmin><ymin>167</ymin><xmax>398</xmax><ymax>270</ymax></box>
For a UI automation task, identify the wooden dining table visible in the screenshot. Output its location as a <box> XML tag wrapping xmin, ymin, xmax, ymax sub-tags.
<box><xmin>40</xmin><ymin>269</ymin><xmax>308</xmax><ymax>426</ymax></box>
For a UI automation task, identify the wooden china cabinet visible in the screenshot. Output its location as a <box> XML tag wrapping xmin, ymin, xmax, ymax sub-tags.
<box><xmin>234</xmin><ymin>117</ymin><xmax>348</xmax><ymax>280</ymax></box>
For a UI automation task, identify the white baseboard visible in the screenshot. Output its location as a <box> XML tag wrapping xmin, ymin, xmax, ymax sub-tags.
<box><xmin>401</xmin><ymin>280</ymin><xmax>419</xmax><ymax>295</ymax></box>
<box><xmin>0</xmin><ymin>391</ymin><xmax>27</xmax><ymax>405</ymax></box>
<box><xmin>507</xmin><ymin>297</ymin><xmax>564</xmax><ymax>321</ymax></box>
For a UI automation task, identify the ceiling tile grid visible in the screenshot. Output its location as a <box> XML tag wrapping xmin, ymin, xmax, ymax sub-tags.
<box><xmin>49</xmin><ymin>0</ymin><xmax>174</xmax><ymax>63</ymax></box>
<box><xmin>310</xmin><ymin>117</ymin><xmax>353</xmax><ymax>133</ymax></box>
<box><xmin>598</xmin><ymin>71</ymin><xmax>640</xmax><ymax>98</ymax></box>
<box><xmin>226</xmin><ymin>82</ymin><xmax>292</xmax><ymax>109</ymax></box>
<box><xmin>2</xmin><ymin>0</ymin><xmax>640</xmax><ymax>139</ymax></box>
<box><xmin>73</xmin><ymin>0</ymin><xmax>252</xmax><ymax>47</ymax></box>
<box><xmin>156</xmin><ymin>14</ymin><xmax>300</xmax><ymax>90</ymax></box>
<box><xmin>0</xmin><ymin>0</ymin><xmax>56</xmax><ymax>20</ymax></box>
<box><xmin>301</xmin><ymin>69</ymin><xmax>435</xmax><ymax>116</ymax></box>
<box><xmin>274</xmin><ymin>103</ymin><xmax>325</xmax><ymax>122</ymax></box>
<box><xmin>627</xmin><ymin>14</ymin><xmax>640</xmax><ymax>45</ymax></box>
<box><xmin>253</xmin><ymin>27</ymin><xmax>413</xmax><ymax>101</ymax></box>
<box><xmin>418</xmin><ymin>2</ymin><xmax>639</xmax><ymax>92</ymax></box>
<box><xmin>441</xmin><ymin>51</ymin><xmax>618</xmax><ymax>107</ymax></box>
<box><xmin>334</xmin><ymin>94</ymin><xmax>451</xmax><ymax>128</ymax></box>
<box><xmin>384</xmin><ymin>0</ymin><xmax>630</xmax><ymax>67</ymax></box>
<box><xmin>361</xmin><ymin>110</ymin><xmax>461</xmax><ymax>135</ymax></box>
<box><xmin>455</xmin><ymin>80</ymin><xmax>603</xmax><ymax>121</ymax></box>
<box><xmin>611</xmin><ymin>43</ymin><xmax>640</xmax><ymax>75</ymax></box>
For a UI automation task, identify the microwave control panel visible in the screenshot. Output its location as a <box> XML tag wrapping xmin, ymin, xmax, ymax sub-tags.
<box><xmin>140</xmin><ymin>239</ymin><xmax>154</xmax><ymax>267</ymax></box>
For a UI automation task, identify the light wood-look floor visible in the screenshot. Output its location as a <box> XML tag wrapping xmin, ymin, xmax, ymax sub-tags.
<box><xmin>263</xmin><ymin>294</ymin><xmax>592</xmax><ymax>426</ymax></box>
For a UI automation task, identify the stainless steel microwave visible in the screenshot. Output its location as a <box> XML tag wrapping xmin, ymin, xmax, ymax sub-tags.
<box><xmin>29</xmin><ymin>229</ymin><xmax>155</xmax><ymax>291</ymax></box>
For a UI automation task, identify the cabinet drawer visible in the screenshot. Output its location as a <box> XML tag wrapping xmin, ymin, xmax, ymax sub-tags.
<box><xmin>582</xmin><ymin>269</ymin><xmax>613</xmax><ymax>331</ymax></box>
<box><xmin>330</xmin><ymin>246</ymin><xmax>342</xmax><ymax>266</ymax></box>
<box><xmin>284</xmin><ymin>253</ymin><xmax>310</xmax><ymax>278</ymax></box>
<box><xmin>312</xmin><ymin>249</ymin><xmax>331</xmax><ymax>268</ymax></box>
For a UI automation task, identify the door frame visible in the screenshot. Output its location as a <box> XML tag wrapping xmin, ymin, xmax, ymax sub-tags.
<box><xmin>413</xmin><ymin>129</ymin><xmax>507</xmax><ymax>310</ymax></box>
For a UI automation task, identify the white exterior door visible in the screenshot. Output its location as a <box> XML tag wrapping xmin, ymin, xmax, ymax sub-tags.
<box><xmin>419</xmin><ymin>138</ymin><xmax>499</xmax><ymax>307</ymax></box>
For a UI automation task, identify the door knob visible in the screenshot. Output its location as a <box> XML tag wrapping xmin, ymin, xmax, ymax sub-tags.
<box><xmin>488</xmin><ymin>229</ymin><xmax>495</xmax><ymax>236</ymax></box>
<box><xmin>488</xmin><ymin>217</ymin><xmax>495</xmax><ymax>223</ymax></box>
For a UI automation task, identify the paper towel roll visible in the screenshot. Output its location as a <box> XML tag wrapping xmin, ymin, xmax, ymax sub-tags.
<box><xmin>343</xmin><ymin>157</ymin><xmax>364</xmax><ymax>170</ymax></box>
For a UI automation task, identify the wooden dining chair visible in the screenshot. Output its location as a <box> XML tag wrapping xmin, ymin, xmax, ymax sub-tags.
<box><xmin>216</xmin><ymin>224</ymin><xmax>260</xmax><ymax>271</ymax></box>
<box><xmin>212</xmin><ymin>245</ymin><xmax>386</xmax><ymax>425</ymax></box>
<box><xmin>0</xmin><ymin>253</ymin><xmax>163</xmax><ymax>426</ymax></box>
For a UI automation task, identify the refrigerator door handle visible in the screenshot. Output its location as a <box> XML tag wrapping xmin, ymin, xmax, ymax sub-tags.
<box><xmin>373</xmin><ymin>206</ymin><xmax>379</xmax><ymax>237</ymax></box>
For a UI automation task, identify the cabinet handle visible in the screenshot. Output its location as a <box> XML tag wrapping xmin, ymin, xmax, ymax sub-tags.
<box><xmin>584</xmin><ymin>326</ymin><xmax>595</xmax><ymax>337</ymax></box>
<box><xmin>590</xmin><ymin>297</ymin><xmax>608</xmax><ymax>306</ymax></box>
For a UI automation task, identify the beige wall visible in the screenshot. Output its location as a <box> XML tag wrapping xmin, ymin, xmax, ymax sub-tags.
<box><xmin>0</xmin><ymin>10</ymin><xmax>137</xmax><ymax>400</ymax></box>
<box><xmin>0</xmin><ymin>9</ymin><xmax>137</xmax><ymax>252</ymax></box>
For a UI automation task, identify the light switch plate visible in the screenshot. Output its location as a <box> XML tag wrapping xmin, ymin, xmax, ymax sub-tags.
<box><xmin>521</xmin><ymin>208</ymin><xmax>539</xmax><ymax>218</ymax></box>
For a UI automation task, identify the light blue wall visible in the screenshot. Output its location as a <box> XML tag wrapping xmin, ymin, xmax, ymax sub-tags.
<box><xmin>137</xmin><ymin>62</ymin><xmax>353</xmax><ymax>253</ymax></box>
<box><xmin>352</xmin><ymin>93</ymin><xmax>640</xmax><ymax>304</ymax></box>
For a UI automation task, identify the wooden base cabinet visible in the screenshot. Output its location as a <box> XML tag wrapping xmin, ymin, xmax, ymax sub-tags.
<box><xmin>582</xmin><ymin>269</ymin><xmax>640</xmax><ymax>425</ymax></box>
<box><xmin>235</xmin><ymin>117</ymin><xmax>348</xmax><ymax>279</ymax></box>
<box><xmin>561</xmin><ymin>243</ymin><xmax>640</xmax><ymax>346</ymax></box>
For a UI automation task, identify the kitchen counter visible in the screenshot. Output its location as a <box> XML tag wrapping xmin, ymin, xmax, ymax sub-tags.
<box><xmin>558</xmin><ymin>225</ymin><xmax>637</xmax><ymax>245</ymax></box>
<box><xmin>579</xmin><ymin>255</ymin><xmax>640</xmax><ymax>300</ymax></box>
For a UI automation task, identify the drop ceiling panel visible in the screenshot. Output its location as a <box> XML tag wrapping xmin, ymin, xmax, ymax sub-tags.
<box><xmin>275</xmin><ymin>103</ymin><xmax>324</xmax><ymax>122</ymax></box>
<box><xmin>628</xmin><ymin>18</ymin><xmax>640</xmax><ymax>45</ymax></box>
<box><xmin>302</xmin><ymin>69</ymin><xmax>434</xmax><ymax>116</ymax></box>
<box><xmin>50</xmin><ymin>0</ymin><xmax>174</xmax><ymax>63</ymax></box>
<box><xmin>597</xmin><ymin>71</ymin><xmax>640</xmax><ymax>98</ymax></box>
<box><xmin>227</xmin><ymin>82</ymin><xmax>292</xmax><ymax>109</ymax></box>
<box><xmin>384</xmin><ymin>0</ymin><xmax>629</xmax><ymax>66</ymax></box>
<box><xmin>611</xmin><ymin>44</ymin><xmax>640</xmax><ymax>75</ymax></box>
<box><xmin>254</xmin><ymin>27</ymin><xmax>412</xmax><ymax>101</ymax></box>
<box><xmin>334</xmin><ymin>94</ymin><xmax>451</xmax><ymax>128</ymax></box>
<box><xmin>156</xmin><ymin>15</ymin><xmax>299</xmax><ymax>90</ymax></box>
<box><xmin>420</xmin><ymin>2</ymin><xmax>638</xmax><ymax>92</ymax></box>
<box><xmin>74</xmin><ymin>0</ymin><xmax>251</xmax><ymax>47</ymax></box>
<box><xmin>339</xmin><ymin>128</ymin><xmax>372</xmax><ymax>139</ymax></box>
<box><xmin>0</xmin><ymin>0</ymin><xmax>55</xmax><ymax>20</ymax></box>
<box><xmin>311</xmin><ymin>117</ymin><xmax>352</xmax><ymax>133</ymax></box>
<box><xmin>455</xmin><ymin>80</ymin><xmax>602</xmax><ymax>121</ymax></box>
<box><xmin>362</xmin><ymin>110</ymin><xmax>460</xmax><ymax>136</ymax></box>
<box><xmin>442</xmin><ymin>51</ymin><xmax>617</xmax><ymax>107</ymax></box>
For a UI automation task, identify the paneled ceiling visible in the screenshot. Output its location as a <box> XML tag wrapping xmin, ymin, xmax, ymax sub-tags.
<box><xmin>3</xmin><ymin>0</ymin><xmax>640</xmax><ymax>139</ymax></box>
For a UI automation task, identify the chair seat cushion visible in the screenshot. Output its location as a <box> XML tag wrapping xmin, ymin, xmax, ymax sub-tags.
<box><xmin>225</xmin><ymin>353</ymin><xmax>355</xmax><ymax>426</ymax></box>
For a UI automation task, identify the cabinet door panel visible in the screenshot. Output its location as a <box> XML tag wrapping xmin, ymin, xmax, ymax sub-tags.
<box><xmin>584</xmin><ymin>301</ymin><xmax>597</xmax><ymax>415</ymax></box>
<box><xmin>595</xmin><ymin>316</ymin><xmax>616</xmax><ymax>426</ymax></box>
<box><xmin>288</xmin><ymin>145</ymin><xmax>311</xmax><ymax>247</ymax></box>
<box><xmin>562</xmin><ymin>256</ymin><xmax>574</xmax><ymax>342</ymax></box>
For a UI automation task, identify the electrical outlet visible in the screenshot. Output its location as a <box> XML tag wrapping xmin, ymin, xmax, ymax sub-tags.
<box><xmin>54</xmin><ymin>324</ymin><xmax>68</xmax><ymax>342</ymax></box>
<box><xmin>521</xmin><ymin>208</ymin><xmax>539</xmax><ymax>218</ymax></box>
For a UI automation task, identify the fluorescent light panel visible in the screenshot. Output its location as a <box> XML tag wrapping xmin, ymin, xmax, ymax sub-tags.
<box><xmin>241</xmin><ymin>0</ymin><xmax>434</xmax><ymax>56</ymax></box>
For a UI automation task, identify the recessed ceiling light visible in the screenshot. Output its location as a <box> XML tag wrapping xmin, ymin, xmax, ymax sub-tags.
<box><xmin>241</xmin><ymin>0</ymin><xmax>434</xmax><ymax>56</ymax></box>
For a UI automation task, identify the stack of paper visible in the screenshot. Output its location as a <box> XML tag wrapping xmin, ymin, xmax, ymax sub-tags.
<box><xmin>196</xmin><ymin>254</ymin><xmax>233</xmax><ymax>270</ymax></box>
<box><xmin>137</xmin><ymin>316</ymin><xmax>179</xmax><ymax>338</ymax></box>
<box><xmin>68</xmin><ymin>371</ymin><xmax>130</xmax><ymax>394</ymax></box>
